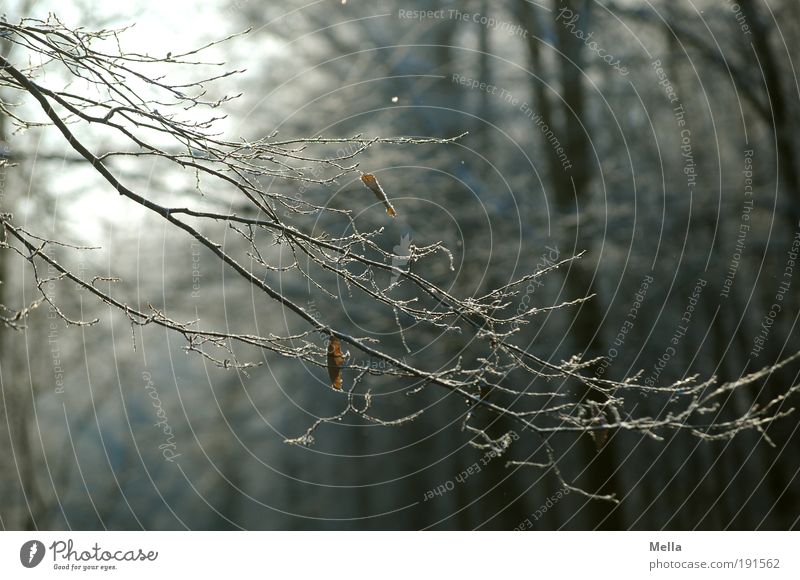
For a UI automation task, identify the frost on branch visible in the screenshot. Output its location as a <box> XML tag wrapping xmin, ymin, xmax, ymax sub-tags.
<box><xmin>1</xmin><ymin>16</ymin><xmax>798</xmax><ymax>502</ymax></box>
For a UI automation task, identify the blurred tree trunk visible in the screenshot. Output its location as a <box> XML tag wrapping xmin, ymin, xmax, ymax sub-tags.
<box><xmin>738</xmin><ymin>1</ymin><xmax>800</xmax><ymax>227</ymax></box>
<box><xmin>0</xmin><ymin>6</ymin><xmax>53</xmax><ymax>528</ymax></box>
<box><xmin>517</xmin><ymin>0</ymin><xmax>621</xmax><ymax>529</ymax></box>
<box><xmin>0</xmin><ymin>26</ymin><xmax>33</xmax><ymax>531</ymax></box>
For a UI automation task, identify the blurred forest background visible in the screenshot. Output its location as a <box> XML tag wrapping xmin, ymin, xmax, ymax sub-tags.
<box><xmin>1</xmin><ymin>0</ymin><xmax>800</xmax><ymax>530</ymax></box>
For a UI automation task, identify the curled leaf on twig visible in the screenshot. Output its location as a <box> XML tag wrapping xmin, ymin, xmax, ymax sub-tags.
<box><xmin>361</xmin><ymin>172</ymin><xmax>397</xmax><ymax>217</ymax></box>
<box><xmin>327</xmin><ymin>335</ymin><xmax>346</xmax><ymax>390</ymax></box>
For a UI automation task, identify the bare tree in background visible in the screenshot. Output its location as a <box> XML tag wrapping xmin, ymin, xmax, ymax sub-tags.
<box><xmin>1</xmin><ymin>15</ymin><xmax>799</xmax><ymax>515</ymax></box>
